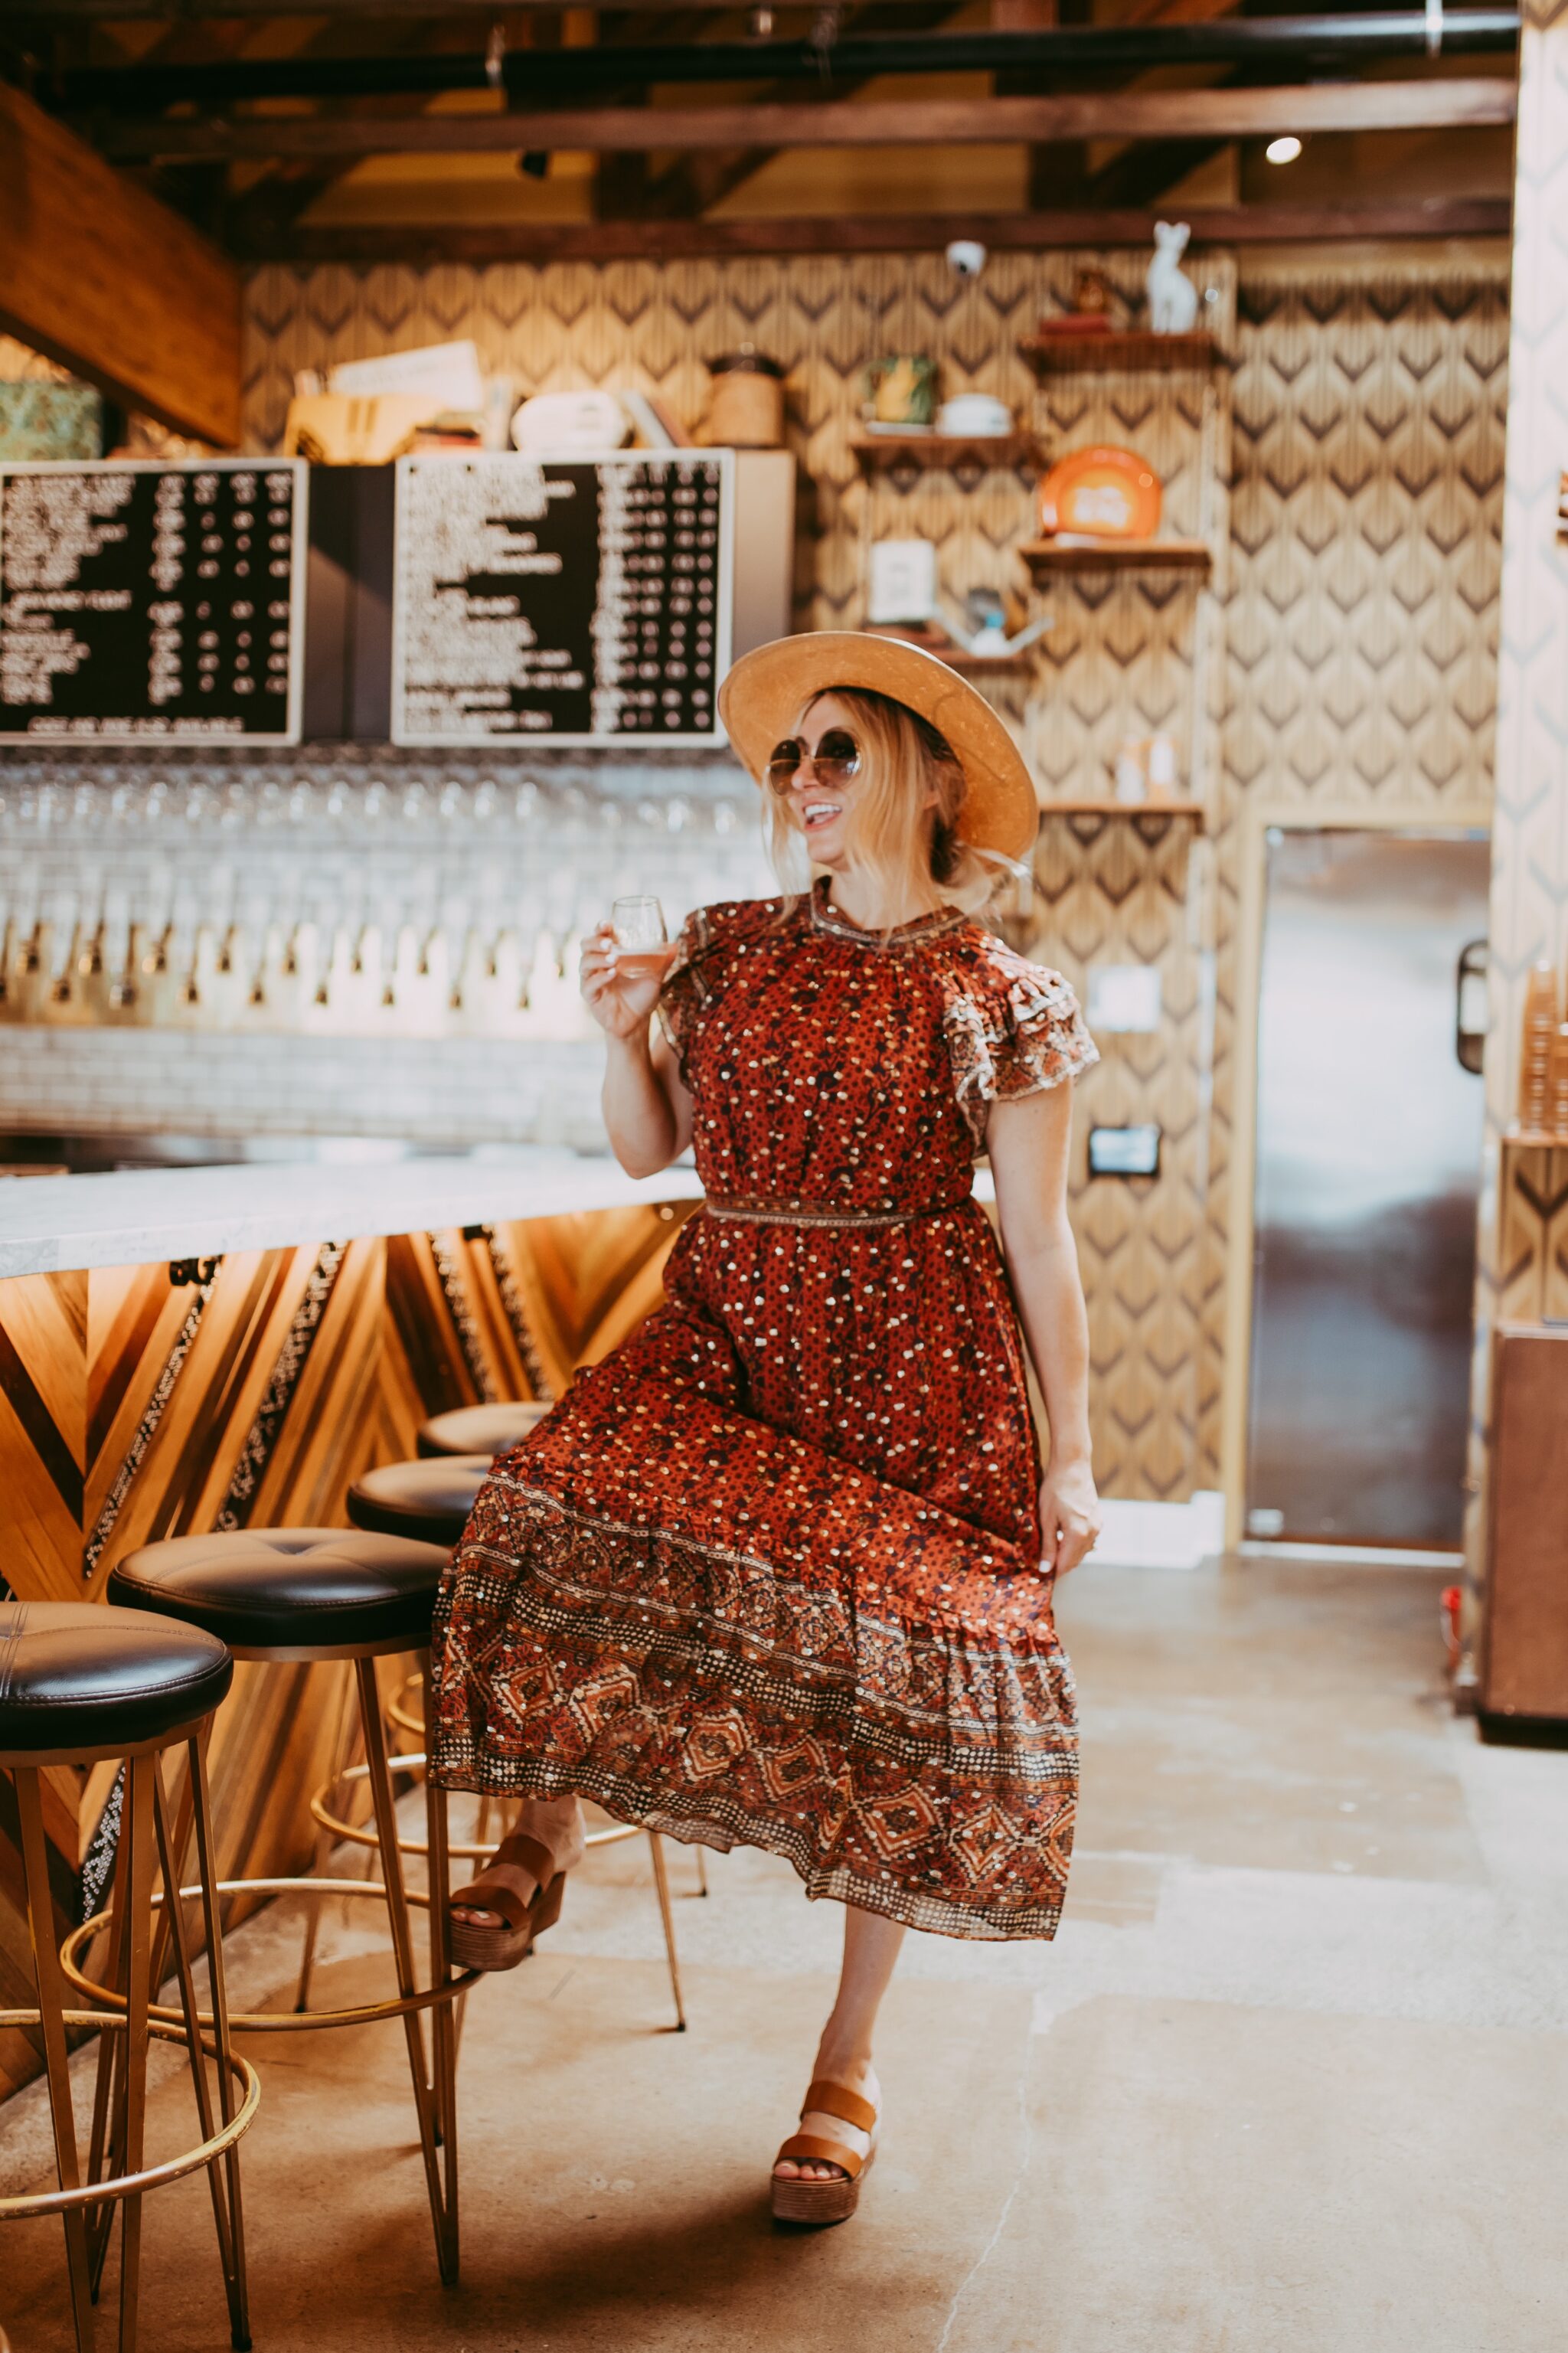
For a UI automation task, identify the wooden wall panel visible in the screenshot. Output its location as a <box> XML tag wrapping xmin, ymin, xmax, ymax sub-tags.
<box><xmin>487</xmin><ymin>1204</ymin><xmax>698</xmax><ymax>1391</ymax></box>
<box><xmin>0</xmin><ymin>1201</ymin><xmax>682</xmax><ymax>2104</ymax></box>
<box><xmin>0</xmin><ymin>1272</ymin><xmax>87</xmax><ymax>1606</ymax></box>
<box><xmin>87</xmin><ymin>1252</ymin><xmax>305</xmax><ymax>1587</ymax></box>
<box><xmin>385</xmin><ymin>1231</ymin><xmax>488</xmax><ymax>1417</ymax></box>
<box><xmin>0</xmin><ymin>81</ymin><xmax>241</xmax><ymax>446</ymax></box>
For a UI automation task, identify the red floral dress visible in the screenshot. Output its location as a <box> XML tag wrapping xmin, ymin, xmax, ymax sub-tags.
<box><xmin>430</xmin><ymin>877</ymin><xmax>1098</xmax><ymax>1940</ymax></box>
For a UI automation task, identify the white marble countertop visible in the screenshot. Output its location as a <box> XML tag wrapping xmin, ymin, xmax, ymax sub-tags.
<box><xmin>0</xmin><ymin>1149</ymin><xmax>708</xmax><ymax>1279</ymax></box>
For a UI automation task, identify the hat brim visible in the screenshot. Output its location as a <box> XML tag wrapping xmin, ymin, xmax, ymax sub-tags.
<box><xmin>717</xmin><ymin>631</ymin><xmax>1040</xmax><ymax>865</ymax></box>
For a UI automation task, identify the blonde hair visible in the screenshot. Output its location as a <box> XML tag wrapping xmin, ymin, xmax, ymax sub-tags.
<box><xmin>763</xmin><ymin>686</ymin><xmax>1001</xmax><ymax>923</ymax></box>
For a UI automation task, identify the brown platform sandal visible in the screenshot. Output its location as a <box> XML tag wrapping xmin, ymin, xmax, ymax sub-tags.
<box><xmin>447</xmin><ymin>1833</ymin><xmax>566</xmax><ymax>1974</ymax></box>
<box><xmin>770</xmin><ymin>2078</ymin><xmax>880</xmax><ymax>2227</ymax></box>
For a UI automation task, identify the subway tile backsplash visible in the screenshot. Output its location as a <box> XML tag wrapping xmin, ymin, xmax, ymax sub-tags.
<box><xmin>0</xmin><ymin>743</ymin><xmax>775</xmax><ymax>1145</ymax></box>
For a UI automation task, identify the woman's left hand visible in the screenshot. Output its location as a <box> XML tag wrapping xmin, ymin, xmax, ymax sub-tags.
<box><xmin>1039</xmin><ymin>1457</ymin><xmax>1101</xmax><ymax>1577</ymax></box>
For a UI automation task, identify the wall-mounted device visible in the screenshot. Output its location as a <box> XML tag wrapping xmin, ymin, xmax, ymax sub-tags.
<box><xmin>1086</xmin><ymin>963</ymin><xmax>1163</xmax><ymax>1034</ymax></box>
<box><xmin>1087</xmin><ymin>1123</ymin><xmax>1161</xmax><ymax>1179</ymax></box>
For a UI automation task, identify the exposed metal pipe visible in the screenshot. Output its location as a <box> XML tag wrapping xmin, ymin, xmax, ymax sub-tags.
<box><xmin>52</xmin><ymin>10</ymin><xmax>1521</xmax><ymax>111</ymax></box>
<box><xmin>84</xmin><ymin>75</ymin><xmax>1521</xmax><ymax>161</ymax></box>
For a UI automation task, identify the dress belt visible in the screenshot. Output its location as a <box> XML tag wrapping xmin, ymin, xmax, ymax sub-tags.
<box><xmin>702</xmin><ymin>1192</ymin><xmax>971</xmax><ymax>1230</ymax></box>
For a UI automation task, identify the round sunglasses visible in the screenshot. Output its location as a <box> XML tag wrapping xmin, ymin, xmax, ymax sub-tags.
<box><xmin>765</xmin><ymin>728</ymin><xmax>863</xmax><ymax>796</ymax></box>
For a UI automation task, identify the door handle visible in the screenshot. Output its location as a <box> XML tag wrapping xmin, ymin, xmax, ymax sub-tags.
<box><xmin>1455</xmin><ymin>938</ymin><xmax>1488</xmax><ymax>1074</ymax></box>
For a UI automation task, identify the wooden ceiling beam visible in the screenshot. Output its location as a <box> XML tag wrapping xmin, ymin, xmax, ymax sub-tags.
<box><xmin>241</xmin><ymin>194</ymin><xmax>1511</xmax><ymax>262</ymax></box>
<box><xmin>89</xmin><ymin>76</ymin><xmax>1520</xmax><ymax>161</ymax></box>
<box><xmin>0</xmin><ymin>80</ymin><xmax>240</xmax><ymax>445</ymax></box>
<box><xmin>630</xmin><ymin>0</ymin><xmax>969</xmax><ymax>224</ymax></box>
<box><xmin>2</xmin><ymin>0</ymin><xmax>838</xmax><ymax>14</ymax></box>
<box><xmin>219</xmin><ymin>9</ymin><xmax>495</xmax><ymax>244</ymax></box>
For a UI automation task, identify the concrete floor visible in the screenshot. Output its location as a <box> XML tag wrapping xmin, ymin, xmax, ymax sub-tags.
<box><xmin>4</xmin><ymin>1558</ymin><xmax>1567</xmax><ymax>2352</ymax></box>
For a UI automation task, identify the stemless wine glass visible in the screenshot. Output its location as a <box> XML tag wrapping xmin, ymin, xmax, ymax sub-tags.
<box><xmin>610</xmin><ymin>894</ymin><xmax>674</xmax><ymax>980</ymax></box>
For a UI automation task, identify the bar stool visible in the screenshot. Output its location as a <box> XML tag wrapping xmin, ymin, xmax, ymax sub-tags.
<box><xmin>416</xmin><ymin>1401</ymin><xmax>550</xmax><ymax>1459</ymax></box>
<box><xmin>0</xmin><ymin>1600</ymin><xmax>256</xmax><ymax>2353</ymax></box>
<box><xmin>83</xmin><ymin>1530</ymin><xmax>469</xmax><ymax>2287</ymax></box>
<box><xmin>345</xmin><ymin>1456</ymin><xmax>695</xmax><ymax>2028</ymax></box>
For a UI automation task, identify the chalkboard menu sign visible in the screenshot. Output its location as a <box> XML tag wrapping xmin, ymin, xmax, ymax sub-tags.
<box><xmin>0</xmin><ymin>458</ymin><xmax>308</xmax><ymax>743</ymax></box>
<box><xmin>390</xmin><ymin>450</ymin><xmax>732</xmax><ymax>747</ymax></box>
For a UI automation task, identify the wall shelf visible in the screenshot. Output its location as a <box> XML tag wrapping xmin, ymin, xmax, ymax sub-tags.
<box><xmin>851</xmin><ymin>430</ymin><xmax>1044</xmax><ymax>475</ymax></box>
<box><xmin>1021</xmin><ymin>537</ymin><xmax>1212</xmax><ymax>577</ymax></box>
<box><xmin>1037</xmin><ymin>796</ymin><xmax>1205</xmax><ymax>827</ymax></box>
<box><xmin>863</xmin><ymin>626</ymin><xmax>1036</xmax><ymax>674</ymax></box>
<box><xmin>1018</xmin><ymin>330</ymin><xmax>1220</xmax><ymax>378</ymax></box>
<box><xmin>1505</xmin><ymin>1126</ymin><xmax>1568</xmax><ymax>1149</ymax></box>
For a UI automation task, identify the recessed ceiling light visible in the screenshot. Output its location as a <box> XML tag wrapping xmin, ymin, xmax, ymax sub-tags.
<box><xmin>1266</xmin><ymin>135</ymin><xmax>1303</xmax><ymax>165</ymax></box>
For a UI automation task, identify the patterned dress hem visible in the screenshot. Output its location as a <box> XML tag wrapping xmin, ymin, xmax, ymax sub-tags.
<box><xmin>428</xmin><ymin>1744</ymin><xmax>1066</xmax><ymax>1943</ymax></box>
<box><xmin>431</xmin><ymin>1469</ymin><xmax>1076</xmax><ymax>1945</ymax></box>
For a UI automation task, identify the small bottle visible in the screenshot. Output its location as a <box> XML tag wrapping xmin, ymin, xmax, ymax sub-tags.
<box><xmin>1550</xmin><ymin>1021</ymin><xmax>1568</xmax><ymax>1141</ymax></box>
<box><xmin>1113</xmin><ymin>743</ymin><xmax>1148</xmax><ymax>806</ymax></box>
<box><xmin>1518</xmin><ymin>959</ymin><xmax>1559</xmax><ymax>1132</ymax></box>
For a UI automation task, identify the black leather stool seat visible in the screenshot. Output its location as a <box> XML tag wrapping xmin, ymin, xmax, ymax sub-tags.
<box><xmin>347</xmin><ymin>1456</ymin><xmax>490</xmax><ymax>1549</ymax></box>
<box><xmin>0</xmin><ymin>1600</ymin><xmax>231</xmax><ymax>1755</ymax></box>
<box><xmin>109</xmin><ymin>1528</ymin><xmax>449</xmax><ymax>1655</ymax></box>
<box><xmin>416</xmin><ymin>1400</ymin><xmax>550</xmax><ymax>1459</ymax></box>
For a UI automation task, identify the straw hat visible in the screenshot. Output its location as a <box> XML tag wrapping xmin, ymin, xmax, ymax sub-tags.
<box><xmin>718</xmin><ymin>630</ymin><xmax>1040</xmax><ymax>864</ymax></box>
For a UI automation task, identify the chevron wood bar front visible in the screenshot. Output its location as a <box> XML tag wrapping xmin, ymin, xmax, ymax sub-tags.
<box><xmin>0</xmin><ymin>1179</ymin><xmax>696</xmax><ymax>2107</ymax></box>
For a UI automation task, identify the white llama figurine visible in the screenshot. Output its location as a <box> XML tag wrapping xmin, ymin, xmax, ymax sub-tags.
<box><xmin>1147</xmin><ymin>221</ymin><xmax>1199</xmax><ymax>335</ymax></box>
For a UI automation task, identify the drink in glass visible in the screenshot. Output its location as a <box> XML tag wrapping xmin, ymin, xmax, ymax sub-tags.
<box><xmin>610</xmin><ymin>894</ymin><xmax>675</xmax><ymax>980</ymax></box>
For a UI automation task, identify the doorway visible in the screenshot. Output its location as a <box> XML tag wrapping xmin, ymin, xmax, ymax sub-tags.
<box><xmin>1244</xmin><ymin>826</ymin><xmax>1488</xmax><ymax>1551</ymax></box>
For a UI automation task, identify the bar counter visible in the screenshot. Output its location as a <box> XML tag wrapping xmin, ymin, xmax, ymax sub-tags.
<box><xmin>0</xmin><ymin>1146</ymin><xmax>705</xmax><ymax>1279</ymax></box>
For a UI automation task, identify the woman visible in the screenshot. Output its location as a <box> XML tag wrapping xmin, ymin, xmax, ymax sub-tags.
<box><xmin>431</xmin><ymin>631</ymin><xmax>1101</xmax><ymax>2227</ymax></box>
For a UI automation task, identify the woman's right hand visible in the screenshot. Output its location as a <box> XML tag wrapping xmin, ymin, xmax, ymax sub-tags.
<box><xmin>580</xmin><ymin>922</ymin><xmax>669</xmax><ymax>1041</ymax></box>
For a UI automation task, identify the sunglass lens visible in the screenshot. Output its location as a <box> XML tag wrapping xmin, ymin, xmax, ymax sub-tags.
<box><xmin>766</xmin><ymin>739</ymin><xmax>804</xmax><ymax>788</ymax></box>
<box><xmin>814</xmin><ymin>730</ymin><xmax>862</xmax><ymax>784</ymax></box>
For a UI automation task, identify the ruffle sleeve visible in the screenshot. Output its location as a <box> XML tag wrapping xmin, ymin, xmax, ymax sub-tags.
<box><xmin>655</xmin><ymin>898</ymin><xmax>776</xmax><ymax>1082</ymax></box>
<box><xmin>938</xmin><ymin>935</ymin><xmax>1099</xmax><ymax>1148</ymax></box>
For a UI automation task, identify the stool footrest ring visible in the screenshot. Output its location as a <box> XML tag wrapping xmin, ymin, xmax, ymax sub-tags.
<box><xmin>0</xmin><ymin>2011</ymin><xmax>260</xmax><ymax>2220</ymax></box>
<box><xmin>313</xmin><ymin>1752</ymin><xmax>652</xmax><ymax>1860</ymax></box>
<box><xmin>60</xmin><ymin>1880</ymin><xmax>476</xmax><ymax>2034</ymax></box>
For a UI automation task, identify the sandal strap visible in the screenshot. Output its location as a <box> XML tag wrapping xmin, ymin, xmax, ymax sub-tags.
<box><xmin>801</xmin><ymin>2078</ymin><xmax>878</xmax><ymax>2136</ymax></box>
<box><xmin>500</xmin><ymin>1834</ymin><xmax>555</xmax><ymax>1888</ymax></box>
<box><xmin>448</xmin><ymin>1875</ymin><xmax>531</xmax><ymax>1933</ymax></box>
<box><xmin>776</xmin><ymin>2132</ymin><xmax>865</xmax><ymax>2182</ymax></box>
<box><xmin>449</xmin><ymin>1835</ymin><xmax>557</xmax><ymax>1933</ymax></box>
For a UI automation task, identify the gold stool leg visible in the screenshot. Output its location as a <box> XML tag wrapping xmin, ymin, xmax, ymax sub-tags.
<box><xmin>294</xmin><ymin>1663</ymin><xmax>361</xmax><ymax>2014</ymax></box>
<box><xmin>152</xmin><ymin>1747</ymin><xmax>250</xmax><ymax>2350</ymax></box>
<box><xmin>145</xmin><ymin>1743</ymin><xmax>195</xmax><ymax>2017</ymax></box>
<box><xmin>646</xmin><ymin>1835</ymin><xmax>686</xmax><ymax>2032</ymax></box>
<box><xmin>355</xmin><ymin>1656</ymin><xmax>458</xmax><ymax>2287</ymax></box>
<box><xmin>421</xmin><ymin>1652</ymin><xmax>459</xmax><ymax>2277</ymax></box>
<box><xmin>190</xmin><ymin>1727</ymin><xmax>252</xmax><ymax>2352</ymax></box>
<box><xmin>695</xmin><ymin>1847</ymin><xmax>708</xmax><ymax>1898</ymax></box>
<box><xmin>116</xmin><ymin>1753</ymin><xmax>157</xmax><ymax>2353</ymax></box>
<box><xmin>15</xmin><ymin>1767</ymin><xmax>97</xmax><ymax>2353</ymax></box>
<box><xmin>85</xmin><ymin>1796</ymin><xmax>129</xmax><ymax>2294</ymax></box>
